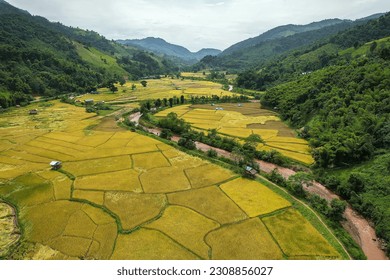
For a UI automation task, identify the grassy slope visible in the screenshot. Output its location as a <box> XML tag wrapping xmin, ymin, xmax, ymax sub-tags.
<box><xmin>74</xmin><ymin>42</ymin><xmax>127</xmax><ymax>76</ymax></box>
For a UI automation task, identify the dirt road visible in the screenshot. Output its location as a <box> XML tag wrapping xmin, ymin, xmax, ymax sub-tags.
<box><xmin>140</xmin><ymin>125</ymin><xmax>387</xmax><ymax>259</ymax></box>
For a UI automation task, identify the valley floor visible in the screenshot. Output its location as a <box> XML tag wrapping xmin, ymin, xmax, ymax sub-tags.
<box><xmin>0</xmin><ymin>100</ymin><xmax>345</xmax><ymax>260</ymax></box>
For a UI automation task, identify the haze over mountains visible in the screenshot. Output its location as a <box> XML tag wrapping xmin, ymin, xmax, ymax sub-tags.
<box><xmin>115</xmin><ymin>13</ymin><xmax>384</xmax><ymax>69</ymax></box>
<box><xmin>117</xmin><ymin>37</ymin><xmax>221</xmax><ymax>63</ymax></box>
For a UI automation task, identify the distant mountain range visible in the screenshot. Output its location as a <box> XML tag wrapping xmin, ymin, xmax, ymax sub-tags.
<box><xmin>117</xmin><ymin>37</ymin><xmax>221</xmax><ymax>62</ymax></box>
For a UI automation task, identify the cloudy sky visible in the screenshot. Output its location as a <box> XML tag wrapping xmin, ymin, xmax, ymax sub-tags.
<box><xmin>6</xmin><ymin>0</ymin><xmax>390</xmax><ymax>51</ymax></box>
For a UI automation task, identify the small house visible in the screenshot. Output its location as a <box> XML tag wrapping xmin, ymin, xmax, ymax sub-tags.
<box><xmin>245</xmin><ymin>166</ymin><xmax>258</xmax><ymax>176</ymax></box>
<box><xmin>85</xmin><ymin>99</ymin><xmax>94</xmax><ymax>105</ymax></box>
<box><xmin>50</xmin><ymin>161</ymin><xmax>62</xmax><ymax>170</ymax></box>
<box><xmin>29</xmin><ymin>109</ymin><xmax>38</xmax><ymax>115</ymax></box>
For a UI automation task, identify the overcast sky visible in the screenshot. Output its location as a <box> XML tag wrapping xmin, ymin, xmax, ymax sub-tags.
<box><xmin>6</xmin><ymin>0</ymin><xmax>390</xmax><ymax>51</ymax></box>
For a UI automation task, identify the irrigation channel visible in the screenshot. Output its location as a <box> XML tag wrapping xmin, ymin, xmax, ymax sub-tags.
<box><xmin>129</xmin><ymin>112</ymin><xmax>388</xmax><ymax>260</ymax></box>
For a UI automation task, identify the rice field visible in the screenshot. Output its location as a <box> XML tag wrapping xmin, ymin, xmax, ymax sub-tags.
<box><xmin>145</xmin><ymin>206</ymin><xmax>220</xmax><ymax>259</ymax></box>
<box><xmin>103</xmin><ymin>192</ymin><xmax>167</xmax><ymax>230</ymax></box>
<box><xmin>262</xmin><ymin>208</ymin><xmax>341</xmax><ymax>259</ymax></box>
<box><xmin>205</xmin><ymin>218</ymin><xmax>284</xmax><ymax>260</ymax></box>
<box><xmin>80</xmin><ymin>78</ymin><xmax>236</xmax><ymax>105</ymax></box>
<box><xmin>0</xmin><ymin>86</ymin><xmax>340</xmax><ymax>260</ymax></box>
<box><xmin>167</xmin><ymin>186</ymin><xmax>248</xmax><ymax>224</ymax></box>
<box><xmin>184</xmin><ymin>164</ymin><xmax>236</xmax><ymax>189</ymax></box>
<box><xmin>156</xmin><ymin>103</ymin><xmax>314</xmax><ymax>164</ymax></box>
<box><xmin>111</xmin><ymin>229</ymin><xmax>200</xmax><ymax>260</ymax></box>
<box><xmin>220</xmin><ymin>178</ymin><xmax>291</xmax><ymax>217</ymax></box>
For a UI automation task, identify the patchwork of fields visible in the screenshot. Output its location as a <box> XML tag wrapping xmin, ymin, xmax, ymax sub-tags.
<box><xmin>80</xmin><ymin>78</ymin><xmax>235</xmax><ymax>105</ymax></box>
<box><xmin>0</xmin><ymin>100</ymin><xmax>337</xmax><ymax>259</ymax></box>
<box><xmin>155</xmin><ymin>104</ymin><xmax>314</xmax><ymax>164</ymax></box>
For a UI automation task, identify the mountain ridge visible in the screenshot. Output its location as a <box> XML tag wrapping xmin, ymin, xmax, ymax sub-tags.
<box><xmin>193</xmin><ymin>13</ymin><xmax>385</xmax><ymax>71</ymax></box>
<box><xmin>117</xmin><ymin>37</ymin><xmax>221</xmax><ymax>62</ymax></box>
<box><xmin>221</xmin><ymin>18</ymin><xmax>349</xmax><ymax>56</ymax></box>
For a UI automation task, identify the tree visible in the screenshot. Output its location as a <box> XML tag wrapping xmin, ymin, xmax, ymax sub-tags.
<box><xmin>231</xmin><ymin>147</ymin><xmax>245</xmax><ymax>164</ymax></box>
<box><xmin>347</xmin><ymin>173</ymin><xmax>365</xmax><ymax>193</ymax></box>
<box><xmin>118</xmin><ymin>77</ymin><xmax>126</xmax><ymax>86</ymax></box>
<box><xmin>245</xmin><ymin>134</ymin><xmax>259</xmax><ymax>143</ymax></box>
<box><xmin>109</xmin><ymin>83</ymin><xmax>118</xmax><ymax>93</ymax></box>
<box><xmin>158</xmin><ymin>112</ymin><xmax>190</xmax><ymax>134</ymax></box>
<box><xmin>241</xmin><ymin>134</ymin><xmax>264</xmax><ymax>162</ymax></box>
<box><xmin>141</xmin><ymin>80</ymin><xmax>148</xmax><ymax>87</ymax></box>
<box><xmin>155</xmin><ymin>98</ymin><xmax>162</xmax><ymax>108</ymax></box>
<box><xmin>145</xmin><ymin>101</ymin><xmax>151</xmax><ymax>111</ymax></box>
<box><xmin>286</xmin><ymin>172</ymin><xmax>313</xmax><ymax>197</ymax></box>
<box><xmin>131</xmin><ymin>84</ymin><xmax>137</xmax><ymax>90</ymax></box>
<box><xmin>268</xmin><ymin>169</ymin><xmax>288</xmax><ymax>188</ymax></box>
<box><xmin>160</xmin><ymin>129</ymin><xmax>173</xmax><ymax>140</ymax></box>
<box><xmin>328</xmin><ymin>199</ymin><xmax>347</xmax><ymax>221</ymax></box>
<box><xmin>288</xmin><ymin>172</ymin><xmax>314</xmax><ymax>188</ymax></box>
<box><xmin>180</xmin><ymin>95</ymin><xmax>185</xmax><ymax>104</ymax></box>
<box><xmin>178</xmin><ymin>138</ymin><xmax>196</xmax><ymax>150</ymax></box>
<box><xmin>168</xmin><ymin>98</ymin><xmax>173</xmax><ymax>107</ymax></box>
<box><xmin>207</xmin><ymin>149</ymin><xmax>218</xmax><ymax>158</ymax></box>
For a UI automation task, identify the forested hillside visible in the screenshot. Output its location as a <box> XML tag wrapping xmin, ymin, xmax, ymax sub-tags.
<box><xmin>236</xmin><ymin>13</ymin><xmax>390</xmax><ymax>90</ymax></box>
<box><xmin>194</xmin><ymin>15</ymin><xmax>382</xmax><ymax>72</ymax></box>
<box><xmin>256</xmin><ymin>13</ymin><xmax>390</xmax><ymax>255</ymax></box>
<box><xmin>0</xmin><ymin>1</ymin><xmax>177</xmax><ymax>108</ymax></box>
<box><xmin>221</xmin><ymin>18</ymin><xmax>348</xmax><ymax>56</ymax></box>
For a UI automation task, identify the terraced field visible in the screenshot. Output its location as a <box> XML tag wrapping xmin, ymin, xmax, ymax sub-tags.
<box><xmin>0</xmin><ymin>100</ymin><xmax>339</xmax><ymax>260</ymax></box>
<box><xmin>155</xmin><ymin>103</ymin><xmax>314</xmax><ymax>164</ymax></box>
<box><xmin>80</xmin><ymin>78</ymin><xmax>235</xmax><ymax>106</ymax></box>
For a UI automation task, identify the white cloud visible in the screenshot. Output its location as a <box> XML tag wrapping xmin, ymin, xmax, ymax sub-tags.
<box><xmin>6</xmin><ymin>0</ymin><xmax>390</xmax><ymax>51</ymax></box>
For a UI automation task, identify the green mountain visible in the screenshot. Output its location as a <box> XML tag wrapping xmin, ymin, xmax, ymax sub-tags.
<box><xmin>195</xmin><ymin>15</ymin><xmax>384</xmax><ymax>72</ymax></box>
<box><xmin>0</xmin><ymin>1</ymin><xmax>177</xmax><ymax>108</ymax></box>
<box><xmin>222</xmin><ymin>19</ymin><xmax>348</xmax><ymax>56</ymax></box>
<box><xmin>251</xmin><ymin>13</ymin><xmax>390</xmax><ymax>256</ymax></box>
<box><xmin>117</xmin><ymin>37</ymin><xmax>221</xmax><ymax>63</ymax></box>
<box><xmin>236</xmin><ymin>13</ymin><xmax>390</xmax><ymax>90</ymax></box>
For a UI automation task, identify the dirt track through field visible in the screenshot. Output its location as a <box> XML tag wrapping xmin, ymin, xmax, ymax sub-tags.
<box><xmin>138</xmin><ymin>123</ymin><xmax>387</xmax><ymax>260</ymax></box>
